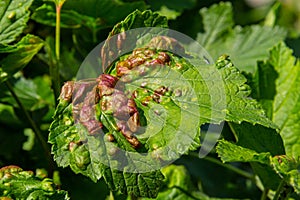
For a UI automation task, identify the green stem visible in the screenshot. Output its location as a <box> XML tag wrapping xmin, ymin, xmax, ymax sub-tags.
<box><xmin>51</xmin><ymin>1</ymin><xmax>65</xmax><ymax>104</ymax></box>
<box><xmin>260</xmin><ymin>188</ymin><xmax>269</xmax><ymax>200</ymax></box>
<box><xmin>205</xmin><ymin>156</ymin><xmax>254</xmax><ymax>180</ymax></box>
<box><xmin>55</xmin><ymin>5</ymin><xmax>61</xmax><ymax>61</ymax></box>
<box><xmin>189</xmin><ymin>152</ymin><xmax>254</xmax><ymax>180</ymax></box>
<box><xmin>5</xmin><ymin>81</ymin><xmax>55</xmax><ymax>171</ymax></box>
<box><xmin>273</xmin><ymin>180</ymin><xmax>285</xmax><ymax>200</ymax></box>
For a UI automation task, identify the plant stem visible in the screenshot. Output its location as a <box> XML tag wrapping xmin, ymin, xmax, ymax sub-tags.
<box><xmin>55</xmin><ymin>4</ymin><xmax>61</xmax><ymax>61</ymax></box>
<box><xmin>204</xmin><ymin>156</ymin><xmax>254</xmax><ymax>180</ymax></box>
<box><xmin>273</xmin><ymin>180</ymin><xmax>285</xmax><ymax>200</ymax></box>
<box><xmin>189</xmin><ymin>152</ymin><xmax>254</xmax><ymax>180</ymax></box>
<box><xmin>260</xmin><ymin>188</ymin><xmax>269</xmax><ymax>200</ymax></box>
<box><xmin>51</xmin><ymin>1</ymin><xmax>65</xmax><ymax>104</ymax></box>
<box><xmin>5</xmin><ymin>81</ymin><xmax>55</xmax><ymax>171</ymax></box>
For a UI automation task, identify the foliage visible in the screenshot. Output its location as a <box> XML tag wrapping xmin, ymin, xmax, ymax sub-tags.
<box><xmin>0</xmin><ymin>165</ymin><xmax>69</xmax><ymax>199</ymax></box>
<box><xmin>0</xmin><ymin>0</ymin><xmax>300</xmax><ymax>199</ymax></box>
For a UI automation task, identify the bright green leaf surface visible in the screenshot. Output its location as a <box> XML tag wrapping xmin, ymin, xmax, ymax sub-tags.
<box><xmin>0</xmin><ymin>166</ymin><xmax>69</xmax><ymax>199</ymax></box>
<box><xmin>215</xmin><ymin>56</ymin><xmax>277</xmax><ymax>128</ymax></box>
<box><xmin>255</xmin><ymin>42</ymin><xmax>300</xmax><ymax>158</ymax></box>
<box><xmin>217</xmin><ymin>139</ymin><xmax>271</xmax><ymax>164</ymax></box>
<box><xmin>0</xmin><ymin>34</ymin><xmax>44</xmax><ymax>83</ymax></box>
<box><xmin>196</xmin><ymin>2</ymin><xmax>287</xmax><ymax>74</ymax></box>
<box><xmin>0</xmin><ymin>0</ymin><xmax>34</xmax><ymax>44</ymax></box>
<box><xmin>271</xmin><ymin>43</ymin><xmax>300</xmax><ymax>158</ymax></box>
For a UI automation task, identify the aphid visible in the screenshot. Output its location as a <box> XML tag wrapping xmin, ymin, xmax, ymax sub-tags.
<box><xmin>141</xmin><ymin>96</ymin><xmax>152</xmax><ymax>106</ymax></box>
<box><xmin>157</xmin><ymin>52</ymin><xmax>170</xmax><ymax>63</ymax></box>
<box><xmin>126</xmin><ymin>136</ymin><xmax>141</xmax><ymax>149</ymax></box>
<box><xmin>127</xmin><ymin>99</ymin><xmax>138</xmax><ymax>115</ymax></box>
<box><xmin>148</xmin><ymin>58</ymin><xmax>164</xmax><ymax>66</ymax></box>
<box><xmin>97</xmin><ymin>74</ymin><xmax>118</xmax><ymax>98</ymax></box>
<box><xmin>60</xmin><ymin>81</ymin><xmax>74</xmax><ymax>102</ymax></box>
<box><xmin>69</xmin><ymin>141</ymin><xmax>84</xmax><ymax>152</ymax></box>
<box><xmin>132</xmin><ymin>90</ymin><xmax>138</xmax><ymax>98</ymax></box>
<box><xmin>116</xmin><ymin>121</ymin><xmax>126</xmax><ymax>132</ymax></box>
<box><xmin>100</xmin><ymin>98</ymin><xmax>113</xmax><ymax>114</ymax></box>
<box><xmin>127</xmin><ymin>112</ymin><xmax>139</xmax><ymax>132</ymax></box>
<box><xmin>128</xmin><ymin>56</ymin><xmax>146</xmax><ymax>68</ymax></box>
<box><xmin>154</xmin><ymin>86</ymin><xmax>168</xmax><ymax>95</ymax></box>
<box><xmin>98</xmin><ymin>74</ymin><xmax>118</xmax><ymax>87</ymax></box>
<box><xmin>152</xmin><ymin>93</ymin><xmax>161</xmax><ymax>103</ymax></box>
<box><xmin>107</xmin><ymin>134</ymin><xmax>115</xmax><ymax>142</ymax></box>
<box><xmin>116</xmin><ymin>61</ymin><xmax>131</xmax><ymax>77</ymax></box>
<box><xmin>175</xmin><ymin>63</ymin><xmax>183</xmax><ymax>71</ymax></box>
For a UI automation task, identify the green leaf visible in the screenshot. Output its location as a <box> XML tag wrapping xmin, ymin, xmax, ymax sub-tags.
<box><xmin>0</xmin><ymin>0</ymin><xmax>34</xmax><ymax>44</ymax></box>
<box><xmin>215</xmin><ymin>56</ymin><xmax>277</xmax><ymax>129</ymax></box>
<box><xmin>23</xmin><ymin>128</ymin><xmax>35</xmax><ymax>151</ymax></box>
<box><xmin>196</xmin><ymin>2</ymin><xmax>287</xmax><ymax>74</ymax></box>
<box><xmin>270</xmin><ymin>156</ymin><xmax>300</xmax><ymax>194</ymax></box>
<box><xmin>147</xmin><ymin>0</ymin><xmax>196</xmax><ymax>13</ymax></box>
<box><xmin>156</xmin><ymin>6</ymin><xmax>181</xmax><ymax>20</ymax></box>
<box><xmin>216</xmin><ymin>139</ymin><xmax>300</xmax><ymax>194</ymax></box>
<box><xmin>1</xmin><ymin>75</ymin><xmax>54</xmax><ymax>111</ymax></box>
<box><xmin>108</xmin><ymin>9</ymin><xmax>168</xmax><ymax>36</ymax></box>
<box><xmin>49</xmin><ymin>52</ymin><xmax>276</xmax><ymax>198</ymax></box>
<box><xmin>217</xmin><ymin>139</ymin><xmax>271</xmax><ymax>164</ymax></box>
<box><xmin>197</xmin><ymin>2</ymin><xmax>234</xmax><ymax>51</ymax></box>
<box><xmin>0</xmin><ymin>34</ymin><xmax>44</xmax><ymax>83</ymax></box>
<box><xmin>31</xmin><ymin>4</ymin><xmax>105</xmax><ymax>29</ymax></box>
<box><xmin>0</xmin><ymin>103</ymin><xmax>22</xmax><ymax>126</ymax></box>
<box><xmin>227</xmin><ymin>122</ymin><xmax>285</xmax><ymax>190</ymax></box>
<box><xmin>49</xmin><ymin>9</ymin><xmax>278</xmax><ymax>198</ymax></box>
<box><xmin>228</xmin><ymin>122</ymin><xmax>284</xmax><ymax>156</ymax></box>
<box><xmin>0</xmin><ymin>165</ymin><xmax>69</xmax><ymax>199</ymax></box>
<box><xmin>140</xmin><ymin>164</ymin><xmax>238</xmax><ymax>200</ymax></box>
<box><xmin>141</xmin><ymin>165</ymin><xmax>205</xmax><ymax>200</ymax></box>
<box><xmin>147</xmin><ymin>0</ymin><xmax>196</xmax><ymax>20</ymax></box>
<box><xmin>63</xmin><ymin>0</ymin><xmax>147</xmax><ymax>28</ymax></box>
<box><xmin>271</xmin><ymin>43</ymin><xmax>300</xmax><ymax>158</ymax></box>
<box><xmin>255</xmin><ymin>42</ymin><xmax>300</xmax><ymax>158</ymax></box>
<box><xmin>49</xmin><ymin>100</ymin><xmax>164</xmax><ymax>197</ymax></box>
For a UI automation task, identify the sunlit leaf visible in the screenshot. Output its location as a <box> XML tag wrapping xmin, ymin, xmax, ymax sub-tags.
<box><xmin>0</xmin><ymin>165</ymin><xmax>69</xmax><ymax>199</ymax></box>
<box><xmin>0</xmin><ymin>0</ymin><xmax>34</xmax><ymax>44</ymax></box>
<box><xmin>0</xmin><ymin>34</ymin><xmax>44</xmax><ymax>83</ymax></box>
<box><xmin>196</xmin><ymin>2</ymin><xmax>287</xmax><ymax>74</ymax></box>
